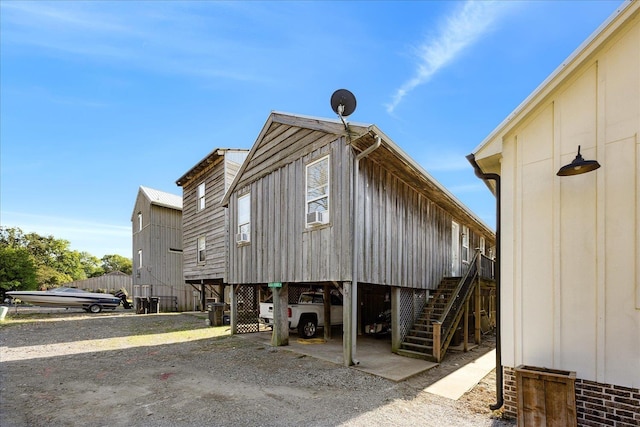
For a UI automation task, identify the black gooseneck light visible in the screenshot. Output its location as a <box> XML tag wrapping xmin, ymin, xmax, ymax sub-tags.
<box><xmin>557</xmin><ymin>145</ymin><xmax>601</xmax><ymax>176</ymax></box>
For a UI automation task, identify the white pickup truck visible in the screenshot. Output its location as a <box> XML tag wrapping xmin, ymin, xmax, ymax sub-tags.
<box><xmin>259</xmin><ymin>291</ymin><xmax>343</xmax><ymax>338</ymax></box>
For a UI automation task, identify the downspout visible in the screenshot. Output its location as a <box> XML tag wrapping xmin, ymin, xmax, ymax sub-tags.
<box><xmin>466</xmin><ymin>154</ymin><xmax>502</xmax><ymax>411</ymax></box>
<box><xmin>350</xmin><ymin>134</ymin><xmax>382</xmax><ymax>365</ymax></box>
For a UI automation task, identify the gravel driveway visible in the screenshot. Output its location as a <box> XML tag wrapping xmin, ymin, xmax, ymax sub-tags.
<box><xmin>0</xmin><ymin>307</ymin><xmax>514</xmax><ymax>427</ymax></box>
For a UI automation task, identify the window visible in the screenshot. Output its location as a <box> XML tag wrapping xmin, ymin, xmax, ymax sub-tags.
<box><xmin>197</xmin><ymin>182</ymin><xmax>206</xmax><ymax>211</ymax></box>
<box><xmin>137</xmin><ymin>212</ymin><xmax>142</xmax><ymax>232</ymax></box>
<box><xmin>462</xmin><ymin>225</ymin><xmax>470</xmax><ymax>262</ymax></box>
<box><xmin>237</xmin><ymin>194</ymin><xmax>250</xmax><ymax>243</ymax></box>
<box><xmin>306</xmin><ymin>156</ymin><xmax>330</xmax><ymax>225</ymax></box>
<box><xmin>480</xmin><ymin>237</ymin><xmax>486</xmax><ymax>255</ymax></box>
<box><xmin>137</xmin><ymin>249</ymin><xmax>143</xmax><ymax>268</ymax></box>
<box><xmin>197</xmin><ymin>236</ymin><xmax>206</xmax><ymax>263</ymax></box>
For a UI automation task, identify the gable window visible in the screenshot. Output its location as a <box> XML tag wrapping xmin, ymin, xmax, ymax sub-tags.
<box><xmin>137</xmin><ymin>212</ymin><xmax>143</xmax><ymax>232</ymax></box>
<box><xmin>197</xmin><ymin>236</ymin><xmax>206</xmax><ymax>263</ymax></box>
<box><xmin>462</xmin><ymin>225</ymin><xmax>470</xmax><ymax>262</ymax></box>
<box><xmin>236</xmin><ymin>194</ymin><xmax>250</xmax><ymax>243</ymax></box>
<box><xmin>197</xmin><ymin>182</ymin><xmax>206</xmax><ymax>211</ymax></box>
<box><xmin>306</xmin><ymin>155</ymin><xmax>330</xmax><ymax>226</ymax></box>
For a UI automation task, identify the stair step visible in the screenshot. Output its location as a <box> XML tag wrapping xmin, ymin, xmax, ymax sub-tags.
<box><xmin>401</xmin><ymin>341</ymin><xmax>433</xmax><ymax>352</ymax></box>
<box><xmin>408</xmin><ymin>329</ymin><xmax>433</xmax><ymax>338</ymax></box>
<box><xmin>405</xmin><ymin>336</ymin><xmax>433</xmax><ymax>346</ymax></box>
<box><xmin>396</xmin><ymin>349</ymin><xmax>438</xmax><ymax>362</ymax></box>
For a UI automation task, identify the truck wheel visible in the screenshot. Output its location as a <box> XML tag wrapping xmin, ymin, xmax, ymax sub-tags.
<box><xmin>298</xmin><ymin>316</ymin><xmax>317</xmax><ymax>339</ymax></box>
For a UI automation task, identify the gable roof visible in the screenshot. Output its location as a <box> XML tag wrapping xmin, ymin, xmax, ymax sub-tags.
<box><xmin>471</xmin><ymin>0</ymin><xmax>638</xmax><ymax>165</ymax></box>
<box><xmin>175</xmin><ymin>148</ymin><xmax>249</xmax><ymax>187</ymax></box>
<box><xmin>222</xmin><ymin>111</ymin><xmax>494</xmax><ymax>236</ymax></box>
<box><xmin>137</xmin><ymin>186</ymin><xmax>183</xmax><ymax>211</ymax></box>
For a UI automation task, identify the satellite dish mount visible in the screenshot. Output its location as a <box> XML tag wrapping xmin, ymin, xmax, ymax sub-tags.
<box><xmin>330</xmin><ymin>89</ymin><xmax>357</xmax><ymax>131</ymax></box>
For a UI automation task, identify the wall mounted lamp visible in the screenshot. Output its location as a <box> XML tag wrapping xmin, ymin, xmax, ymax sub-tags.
<box><xmin>556</xmin><ymin>145</ymin><xmax>601</xmax><ymax>176</ymax></box>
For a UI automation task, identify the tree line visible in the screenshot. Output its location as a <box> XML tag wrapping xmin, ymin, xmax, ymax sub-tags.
<box><xmin>0</xmin><ymin>226</ymin><xmax>132</xmax><ymax>296</ymax></box>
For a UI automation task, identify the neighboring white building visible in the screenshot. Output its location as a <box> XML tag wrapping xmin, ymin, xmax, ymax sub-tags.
<box><xmin>470</xmin><ymin>1</ymin><xmax>639</xmax><ymax>425</ymax></box>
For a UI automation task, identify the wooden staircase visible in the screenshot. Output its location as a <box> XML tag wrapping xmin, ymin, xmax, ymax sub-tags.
<box><xmin>397</xmin><ymin>277</ymin><xmax>461</xmax><ymax>362</ymax></box>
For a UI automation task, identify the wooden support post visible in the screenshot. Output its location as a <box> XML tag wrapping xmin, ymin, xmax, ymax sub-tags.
<box><xmin>342</xmin><ymin>281</ymin><xmax>354</xmax><ymax>366</ymax></box>
<box><xmin>475</xmin><ymin>248</ymin><xmax>482</xmax><ymax>345</ymax></box>
<box><xmin>475</xmin><ymin>281</ymin><xmax>482</xmax><ymax>345</ymax></box>
<box><xmin>432</xmin><ymin>321</ymin><xmax>442</xmax><ymax>362</ymax></box>
<box><xmin>323</xmin><ymin>284</ymin><xmax>331</xmax><ymax>340</ymax></box>
<box><xmin>271</xmin><ymin>283</ymin><xmax>289</xmax><ymax>347</ymax></box>
<box><xmin>464</xmin><ymin>299</ymin><xmax>469</xmax><ymax>352</ymax></box>
<box><xmin>230</xmin><ymin>285</ymin><xmax>238</xmax><ymax>335</ymax></box>
<box><xmin>391</xmin><ymin>287</ymin><xmax>401</xmax><ymax>353</ymax></box>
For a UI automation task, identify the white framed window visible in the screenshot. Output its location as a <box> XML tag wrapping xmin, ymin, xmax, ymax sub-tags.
<box><xmin>137</xmin><ymin>212</ymin><xmax>143</xmax><ymax>232</ymax></box>
<box><xmin>197</xmin><ymin>236</ymin><xmax>206</xmax><ymax>263</ymax></box>
<box><xmin>137</xmin><ymin>249</ymin><xmax>143</xmax><ymax>268</ymax></box>
<box><xmin>305</xmin><ymin>155</ymin><xmax>330</xmax><ymax>226</ymax></box>
<box><xmin>462</xmin><ymin>225</ymin><xmax>470</xmax><ymax>262</ymax></box>
<box><xmin>197</xmin><ymin>182</ymin><xmax>206</xmax><ymax>211</ymax></box>
<box><xmin>237</xmin><ymin>194</ymin><xmax>250</xmax><ymax>243</ymax></box>
<box><xmin>479</xmin><ymin>236</ymin><xmax>486</xmax><ymax>255</ymax></box>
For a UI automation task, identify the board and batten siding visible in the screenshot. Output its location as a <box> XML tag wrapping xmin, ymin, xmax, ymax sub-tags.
<box><xmin>227</xmin><ymin>122</ymin><xmax>494</xmax><ymax>289</ymax></box>
<box><xmin>132</xmin><ymin>199</ymin><xmax>183</xmax><ymax>289</ymax></box>
<box><xmin>228</xmin><ymin>137</ymin><xmax>352</xmax><ymax>284</ymax></box>
<box><xmin>181</xmin><ymin>156</ymin><xmax>229</xmax><ymax>282</ymax></box>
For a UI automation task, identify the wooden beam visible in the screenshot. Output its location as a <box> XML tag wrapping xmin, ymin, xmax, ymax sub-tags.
<box><xmin>323</xmin><ymin>284</ymin><xmax>331</xmax><ymax>340</ymax></box>
<box><xmin>464</xmin><ymin>300</ymin><xmax>469</xmax><ymax>352</ymax></box>
<box><xmin>475</xmin><ymin>280</ymin><xmax>482</xmax><ymax>345</ymax></box>
<box><xmin>433</xmin><ymin>321</ymin><xmax>442</xmax><ymax>362</ymax></box>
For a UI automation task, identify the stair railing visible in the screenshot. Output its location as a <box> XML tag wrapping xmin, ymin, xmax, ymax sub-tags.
<box><xmin>432</xmin><ymin>249</ymin><xmax>481</xmax><ymax>361</ymax></box>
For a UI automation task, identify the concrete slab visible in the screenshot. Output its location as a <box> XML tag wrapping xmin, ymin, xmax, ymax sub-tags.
<box><xmin>248</xmin><ymin>331</ymin><xmax>438</xmax><ymax>382</ymax></box>
<box><xmin>424</xmin><ymin>349</ymin><xmax>496</xmax><ymax>400</ymax></box>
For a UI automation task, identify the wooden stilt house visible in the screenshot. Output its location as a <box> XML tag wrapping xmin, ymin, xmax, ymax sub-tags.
<box><xmin>175</xmin><ymin>148</ymin><xmax>249</xmax><ymax>311</ymax></box>
<box><xmin>221</xmin><ymin>112</ymin><xmax>496</xmax><ymax>364</ymax></box>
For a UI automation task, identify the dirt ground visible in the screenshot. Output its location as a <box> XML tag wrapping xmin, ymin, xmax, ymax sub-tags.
<box><xmin>0</xmin><ymin>307</ymin><xmax>515</xmax><ymax>427</ymax></box>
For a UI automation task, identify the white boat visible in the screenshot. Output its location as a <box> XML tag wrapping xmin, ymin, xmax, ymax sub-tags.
<box><xmin>6</xmin><ymin>287</ymin><xmax>122</xmax><ymax>313</ymax></box>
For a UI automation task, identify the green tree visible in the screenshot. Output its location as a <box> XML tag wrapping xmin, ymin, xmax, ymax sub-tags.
<box><xmin>0</xmin><ymin>246</ymin><xmax>38</xmax><ymax>296</ymax></box>
<box><xmin>79</xmin><ymin>252</ymin><xmax>104</xmax><ymax>278</ymax></box>
<box><xmin>101</xmin><ymin>254</ymin><xmax>132</xmax><ymax>275</ymax></box>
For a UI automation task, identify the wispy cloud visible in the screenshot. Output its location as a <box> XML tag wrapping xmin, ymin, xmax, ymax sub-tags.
<box><xmin>386</xmin><ymin>1</ymin><xmax>510</xmax><ymax>113</ymax></box>
<box><xmin>0</xmin><ymin>2</ymin><xmax>271</xmax><ymax>83</ymax></box>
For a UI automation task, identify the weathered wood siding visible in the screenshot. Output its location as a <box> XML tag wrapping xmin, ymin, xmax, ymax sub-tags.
<box><xmin>134</xmin><ymin>203</ymin><xmax>183</xmax><ymax>287</ymax></box>
<box><xmin>66</xmin><ymin>272</ymin><xmax>133</xmax><ymax>294</ymax></box>
<box><xmin>132</xmin><ymin>189</ymin><xmax>185</xmax><ymax>309</ymax></box>
<box><xmin>358</xmin><ymin>158</ymin><xmax>492</xmax><ymax>289</ymax></box>
<box><xmin>226</xmin><ymin>115</ymin><xmax>495</xmax><ymax>290</ymax></box>
<box><xmin>181</xmin><ymin>156</ymin><xmax>228</xmax><ymax>282</ymax></box>
<box><xmin>228</xmin><ymin>135</ymin><xmax>352</xmax><ymax>284</ymax></box>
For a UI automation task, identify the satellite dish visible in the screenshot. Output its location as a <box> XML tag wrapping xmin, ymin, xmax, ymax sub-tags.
<box><xmin>330</xmin><ymin>89</ymin><xmax>357</xmax><ymax>117</ymax></box>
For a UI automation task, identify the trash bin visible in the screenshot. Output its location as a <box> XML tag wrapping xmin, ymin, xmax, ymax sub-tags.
<box><xmin>148</xmin><ymin>297</ymin><xmax>159</xmax><ymax>314</ymax></box>
<box><xmin>207</xmin><ymin>303</ymin><xmax>225</xmax><ymax>326</ymax></box>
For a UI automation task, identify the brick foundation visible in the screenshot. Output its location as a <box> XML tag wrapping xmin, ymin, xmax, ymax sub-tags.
<box><xmin>502</xmin><ymin>366</ymin><xmax>640</xmax><ymax>426</ymax></box>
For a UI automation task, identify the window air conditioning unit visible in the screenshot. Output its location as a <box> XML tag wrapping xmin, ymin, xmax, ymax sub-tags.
<box><xmin>307</xmin><ymin>211</ymin><xmax>328</xmax><ymax>226</ymax></box>
<box><xmin>236</xmin><ymin>233</ymin><xmax>249</xmax><ymax>243</ymax></box>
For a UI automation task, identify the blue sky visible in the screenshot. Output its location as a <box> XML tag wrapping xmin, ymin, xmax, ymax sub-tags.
<box><xmin>0</xmin><ymin>0</ymin><xmax>626</xmax><ymax>258</ymax></box>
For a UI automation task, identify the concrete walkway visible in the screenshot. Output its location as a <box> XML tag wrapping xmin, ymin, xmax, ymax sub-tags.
<box><xmin>247</xmin><ymin>331</ymin><xmax>496</xmax><ymax>397</ymax></box>
<box><xmin>425</xmin><ymin>349</ymin><xmax>496</xmax><ymax>400</ymax></box>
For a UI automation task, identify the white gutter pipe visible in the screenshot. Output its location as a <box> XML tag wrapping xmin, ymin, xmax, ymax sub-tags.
<box><xmin>350</xmin><ymin>134</ymin><xmax>382</xmax><ymax>365</ymax></box>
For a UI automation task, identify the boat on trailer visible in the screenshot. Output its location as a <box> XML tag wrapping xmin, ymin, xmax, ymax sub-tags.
<box><xmin>7</xmin><ymin>287</ymin><xmax>122</xmax><ymax>313</ymax></box>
